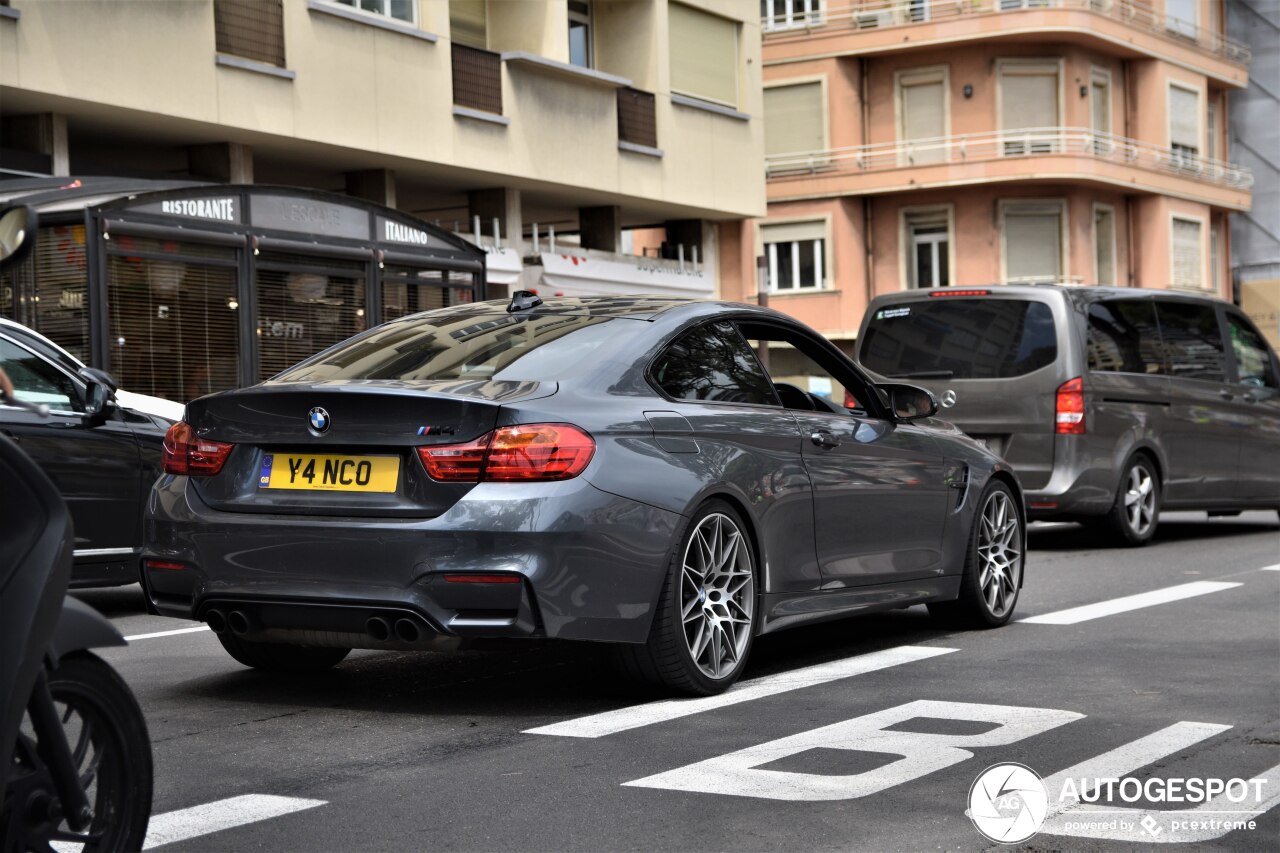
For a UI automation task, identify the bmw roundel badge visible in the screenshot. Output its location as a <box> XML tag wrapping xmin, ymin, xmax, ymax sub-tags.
<box><xmin>307</xmin><ymin>406</ymin><xmax>330</xmax><ymax>435</ymax></box>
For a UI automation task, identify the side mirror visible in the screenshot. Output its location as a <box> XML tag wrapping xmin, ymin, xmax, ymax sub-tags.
<box><xmin>0</xmin><ymin>206</ymin><xmax>38</xmax><ymax>271</ymax></box>
<box><xmin>83</xmin><ymin>380</ymin><xmax>110</xmax><ymax>416</ymax></box>
<box><xmin>78</xmin><ymin>366</ymin><xmax>120</xmax><ymax>393</ymax></box>
<box><xmin>880</xmin><ymin>383</ymin><xmax>939</xmax><ymax>421</ymax></box>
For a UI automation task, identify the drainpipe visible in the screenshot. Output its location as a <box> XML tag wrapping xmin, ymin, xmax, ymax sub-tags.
<box><xmin>860</xmin><ymin>58</ymin><xmax>874</xmax><ymax>306</ymax></box>
<box><xmin>1123</xmin><ymin>60</ymin><xmax>1136</xmax><ymax>288</ymax></box>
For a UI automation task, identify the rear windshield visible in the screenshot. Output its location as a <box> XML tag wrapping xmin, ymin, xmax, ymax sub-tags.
<box><xmin>859</xmin><ymin>298</ymin><xmax>1057</xmax><ymax>380</ymax></box>
<box><xmin>275</xmin><ymin>313</ymin><xmax>628</xmax><ymax>383</ymax></box>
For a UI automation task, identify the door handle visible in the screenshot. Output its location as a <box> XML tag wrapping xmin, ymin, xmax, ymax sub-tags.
<box><xmin>810</xmin><ymin>430</ymin><xmax>840</xmax><ymax>449</ymax></box>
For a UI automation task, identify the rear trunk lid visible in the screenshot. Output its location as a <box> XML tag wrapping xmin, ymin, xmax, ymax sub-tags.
<box><xmin>183</xmin><ymin>378</ymin><xmax>552</xmax><ymax>517</ymax></box>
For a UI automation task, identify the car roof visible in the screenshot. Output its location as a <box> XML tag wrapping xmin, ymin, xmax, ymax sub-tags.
<box><xmin>397</xmin><ymin>296</ymin><xmax>784</xmax><ymax>323</ymax></box>
<box><xmin>866</xmin><ymin>285</ymin><xmax>1232</xmax><ymax>307</ymax></box>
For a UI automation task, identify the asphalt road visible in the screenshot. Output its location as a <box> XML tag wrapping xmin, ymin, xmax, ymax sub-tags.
<box><xmin>75</xmin><ymin>510</ymin><xmax>1280</xmax><ymax>852</ymax></box>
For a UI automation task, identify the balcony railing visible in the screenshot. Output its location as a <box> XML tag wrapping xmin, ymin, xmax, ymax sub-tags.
<box><xmin>766</xmin><ymin>127</ymin><xmax>1254</xmax><ymax>190</ymax></box>
<box><xmin>762</xmin><ymin>0</ymin><xmax>1251</xmax><ymax>67</ymax></box>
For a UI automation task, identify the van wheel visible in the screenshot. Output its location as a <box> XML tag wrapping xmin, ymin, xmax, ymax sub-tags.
<box><xmin>928</xmin><ymin>480</ymin><xmax>1023</xmax><ymax>629</ymax></box>
<box><xmin>1104</xmin><ymin>455</ymin><xmax>1160</xmax><ymax>547</ymax></box>
<box><xmin>217</xmin><ymin>633</ymin><xmax>350</xmax><ymax>672</ymax></box>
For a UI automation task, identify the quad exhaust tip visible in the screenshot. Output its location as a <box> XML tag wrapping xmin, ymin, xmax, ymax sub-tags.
<box><xmin>365</xmin><ymin>616</ymin><xmax>392</xmax><ymax>642</ymax></box>
<box><xmin>227</xmin><ymin>610</ymin><xmax>251</xmax><ymax>636</ymax></box>
<box><xmin>205</xmin><ymin>609</ymin><xmax>227</xmax><ymax>633</ymax></box>
<box><xmin>394</xmin><ymin>618</ymin><xmax>421</xmax><ymax>644</ymax></box>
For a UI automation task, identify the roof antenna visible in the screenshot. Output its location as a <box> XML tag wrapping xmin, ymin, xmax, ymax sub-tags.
<box><xmin>507</xmin><ymin>290</ymin><xmax>543</xmax><ymax>312</ymax></box>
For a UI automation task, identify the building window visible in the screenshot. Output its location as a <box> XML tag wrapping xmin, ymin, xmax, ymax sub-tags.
<box><xmin>762</xmin><ymin>221</ymin><xmax>826</xmax><ymax>292</ymax></box>
<box><xmin>897</xmin><ymin>67</ymin><xmax>948</xmax><ymax>165</ymax></box>
<box><xmin>1169</xmin><ymin>83</ymin><xmax>1201</xmax><ymax>170</ymax></box>
<box><xmin>999</xmin><ymin>61</ymin><xmax>1060</xmax><ymax>155</ymax></box>
<box><xmin>0</xmin><ymin>225</ymin><xmax>91</xmax><ymax>363</ymax></box>
<box><xmin>669</xmin><ymin>3</ymin><xmax>738</xmax><ymax>108</ymax></box>
<box><xmin>1002</xmin><ymin>201</ymin><xmax>1065</xmax><ymax>283</ymax></box>
<box><xmin>761</xmin><ymin>0</ymin><xmax>822</xmax><ymax>31</ymax></box>
<box><xmin>450</xmin><ymin>0</ymin><xmax>487</xmax><ymax>48</ymax></box>
<box><xmin>1090</xmin><ymin>68</ymin><xmax>1112</xmax><ymax>154</ymax></box>
<box><xmin>1165</xmin><ymin>0</ymin><xmax>1197</xmax><ymax>38</ymax></box>
<box><xmin>1093</xmin><ymin>205</ymin><xmax>1116</xmax><ymax>286</ymax></box>
<box><xmin>254</xmin><ymin>253</ymin><xmax>367</xmax><ymax>383</ymax></box>
<box><xmin>764</xmin><ymin>81</ymin><xmax>825</xmax><ymax>157</ymax></box>
<box><xmin>331</xmin><ymin>0</ymin><xmax>415</xmax><ymax>24</ymax></box>
<box><xmin>1210</xmin><ymin>218</ymin><xmax>1221</xmax><ymax>293</ymax></box>
<box><xmin>904</xmin><ymin>209</ymin><xmax>951</xmax><ymax>289</ymax></box>
<box><xmin>214</xmin><ymin>0</ymin><xmax>286</xmax><ymax>68</ymax></box>
<box><xmin>1171</xmin><ymin>217</ymin><xmax>1205</xmax><ymax>290</ymax></box>
<box><xmin>568</xmin><ymin>1</ymin><xmax>592</xmax><ymax>68</ymax></box>
<box><xmin>1206</xmin><ymin>97</ymin><xmax>1217</xmax><ymax>161</ymax></box>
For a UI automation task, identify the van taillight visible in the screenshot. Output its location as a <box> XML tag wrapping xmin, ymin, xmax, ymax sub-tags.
<box><xmin>417</xmin><ymin>424</ymin><xmax>595</xmax><ymax>482</ymax></box>
<box><xmin>1055</xmin><ymin>377</ymin><xmax>1086</xmax><ymax>435</ymax></box>
<box><xmin>162</xmin><ymin>421</ymin><xmax>234</xmax><ymax>476</ymax></box>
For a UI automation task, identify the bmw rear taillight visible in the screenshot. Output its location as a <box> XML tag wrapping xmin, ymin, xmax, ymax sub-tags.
<box><xmin>417</xmin><ymin>423</ymin><xmax>595</xmax><ymax>483</ymax></box>
<box><xmin>1055</xmin><ymin>377</ymin><xmax>1086</xmax><ymax>435</ymax></box>
<box><xmin>162</xmin><ymin>421</ymin><xmax>234</xmax><ymax>476</ymax></box>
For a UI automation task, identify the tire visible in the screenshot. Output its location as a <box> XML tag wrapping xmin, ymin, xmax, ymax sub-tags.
<box><xmin>1102</xmin><ymin>454</ymin><xmax>1160</xmax><ymax>547</ymax></box>
<box><xmin>614</xmin><ymin>500</ymin><xmax>758</xmax><ymax>696</ymax></box>
<box><xmin>217</xmin><ymin>633</ymin><xmax>350</xmax><ymax>672</ymax></box>
<box><xmin>929</xmin><ymin>480</ymin><xmax>1023</xmax><ymax>629</ymax></box>
<box><xmin>10</xmin><ymin>653</ymin><xmax>154</xmax><ymax>852</ymax></box>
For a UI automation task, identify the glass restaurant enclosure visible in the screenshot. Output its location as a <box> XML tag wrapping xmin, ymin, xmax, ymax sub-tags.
<box><xmin>0</xmin><ymin>179</ymin><xmax>486</xmax><ymax>404</ymax></box>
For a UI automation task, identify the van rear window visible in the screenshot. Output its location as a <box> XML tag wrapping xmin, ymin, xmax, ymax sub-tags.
<box><xmin>860</xmin><ymin>298</ymin><xmax>1057</xmax><ymax>380</ymax></box>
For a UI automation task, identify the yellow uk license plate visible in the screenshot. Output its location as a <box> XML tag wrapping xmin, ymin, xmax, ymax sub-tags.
<box><xmin>258</xmin><ymin>453</ymin><xmax>400</xmax><ymax>493</ymax></box>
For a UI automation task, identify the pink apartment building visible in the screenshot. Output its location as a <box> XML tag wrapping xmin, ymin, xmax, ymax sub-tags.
<box><xmin>717</xmin><ymin>0</ymin><xmax>1254</xmax><ymax>354</ymax></box>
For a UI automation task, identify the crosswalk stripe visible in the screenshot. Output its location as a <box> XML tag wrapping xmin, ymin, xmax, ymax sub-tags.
<box><xmin>1260</xmin><ymin>564</ymin><xmax>1280</xmax><ymax>572</ymax></box>
<box><xmin>143</xmin><ymin>794</ymin><xmax>326</xmax><ymax>849</ymax></box>
<box><xmin>1019</xmin><ymin>581</ymin><xmax>1242</xmax><ymax>626</ymax></box>
<box><xmin>124</xmin><ymin>625</ymin><xmax>211</xmax><ymax>642</ymax></box>
<box><xmin>523</xmin><ymin>644</ymin><xmax>957</xmax><ymax>739</ymax></box>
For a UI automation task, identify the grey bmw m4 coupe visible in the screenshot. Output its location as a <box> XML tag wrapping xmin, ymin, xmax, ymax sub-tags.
<box><xmin>144</xmin><ymin>294</ymin><xmax>1025</xmax><ymax>695</ymax></box>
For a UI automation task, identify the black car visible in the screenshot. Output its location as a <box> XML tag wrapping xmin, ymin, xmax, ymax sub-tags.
<box><xmin>0</xmin><ymin>326</ymin><xmax>169</xmax><ymax>587</ymax></box>
<box><xmin>144</xmin><ymin>295</ymin><xmax>1025</xmax><ymax>695</ymax></box>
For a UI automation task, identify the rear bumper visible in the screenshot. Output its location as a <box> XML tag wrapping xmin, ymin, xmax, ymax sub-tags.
<box><xmin>142</xmin><ymin>475</ymin><xmax>682</xmax><ymax>645</ymax></box>
<box><xmin>1022</xmin><ymin>434</ymin><xmax>1118</xmax><ymax>520</ymax></box>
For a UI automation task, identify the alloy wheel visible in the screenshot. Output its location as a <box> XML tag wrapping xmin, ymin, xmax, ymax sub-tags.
<box><xmin>1123</xmin><ymin>464</ymin><xmax>1156</xmax><ymax>536</ymax></box>
<box><xmin>976</xmin><ymin>490</ymin><xmax>1021</xmax><ymax>619</ymax></box>
<box><xmin>680</xmin><ymin>513</ymin><xmax>754</xmax><ymax>680</ymax></box>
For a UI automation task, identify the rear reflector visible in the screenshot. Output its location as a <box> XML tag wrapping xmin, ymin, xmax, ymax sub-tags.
<box><xmin>928</xmin><ymin>289</ymin><xmax>991</xmax><ymax>297</ymax></box>
<box><xmin>417</xmin><ymin>423</ymin><xmax>595</xmax><ymax>483</ymax></box>
<box><xmin>162</xmin><ymin>421</ymin><xmax>234</xmax><ymax>476</ymax></box>
<box><xmin>144</xmin><ymin>559</ymin><xmax>186</xmax><ymax>571</ymax></box>
<box><xmin>443</xmin><ymin>574</ymin><xmax>522</xmax><ymax>584</ymax></box>
<box><xmin>1055</xmin><ymin>377</ymin><xmax>1086</xmax><ymax>435</ymax></box>
<box><xmin>1029</xmin><ymin>501</ymin><xmax>1059</xmax><ymax>510</ymax></box>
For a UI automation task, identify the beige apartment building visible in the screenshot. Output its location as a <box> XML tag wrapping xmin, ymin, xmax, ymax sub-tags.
<box><xmin>719</xmin><ymin>0</ymin><xmax>1255</xmax><ymax>352</ymax></box>
<box><xmin>0</xmin><ymin>0</ymin><xmax>765</xmax><ymax>396</ymax></box>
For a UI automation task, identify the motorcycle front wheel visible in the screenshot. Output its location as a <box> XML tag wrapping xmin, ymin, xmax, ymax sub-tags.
<box><xmin>5</xmin><ymin>652</ymin><xmax>152</xmax><ymax>852</ymax></box>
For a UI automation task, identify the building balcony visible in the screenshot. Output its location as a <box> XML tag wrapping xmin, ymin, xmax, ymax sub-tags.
<box><xmin>766</xmin><ymin>127</ymin><xmax>1253</xmax><ymax>210</ymax></box>
<box><xmin>763</xmin><ymin>1</ymin><xmax>1250</xmax><ymax>87</ymax></box>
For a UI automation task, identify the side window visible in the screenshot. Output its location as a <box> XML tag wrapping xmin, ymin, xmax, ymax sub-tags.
<box><xmin>0</xmin><ymin>337</ymin><xmax>83</xmax><ymax>412</ymax></box>
<box><xmin>1087</xmin><ymin>300</ymin><xmax>1165</xmax><ymax>375</ymax></box>
<box><xmin>1153</xmin><ymin>300</ymin><xmax>1227</xmax><ymax>383</ymax></box>
<box><xmin>737</xmin><ymin>321</ymin><xmax>875</xmax><ymax>416</ymax></box>
<box><xmin>1225</xmin><ymin>312</ymin><xmax>1278</xmax><ymax>388</ymax></box>
<box><xmin>650</xmin><ymin>322</ymin><xmax>778</xmax><ymax>406</ymax></box>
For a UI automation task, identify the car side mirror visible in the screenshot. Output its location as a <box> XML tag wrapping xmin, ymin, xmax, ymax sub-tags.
<box><xmin>880</xmin><ymin>383</ymin><xmax>939</xmax><ymax>421</ymax></box>
<box><xmin>0</xmin><ymin>205</ymin><xmax>38</xmax><ymax>271</ymax></box>
<box><xmin>83</xmin><ymin>380</ymin><xmax>110</xmax><ymax>416</ymax></box>
<box><xmin>78</xmin><ymin>366</ymin><xmax>120</xmax><ymax>393</ymax></box>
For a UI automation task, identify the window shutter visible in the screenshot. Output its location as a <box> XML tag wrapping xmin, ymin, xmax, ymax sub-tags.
<box><xmin>1094</xmin><ymin>208</ymin><xmax>1115</xmax><ymax>285</ymax></box>
<box><xmin>901</xmin><ymin>77</ymin><xmax>946</xmax><ymax>164</ymax></box>
<box><xmin>1000</xmin><ymin>71</ymin><xmax>1057</xmax><ymax>130</ymax></box>
<box><xmin>764</xmin><ymin>82</ymin><xmax>824</xmax><ymax>156</ymax></box>
<box><xmin>762</xmin><ymin>221</ymin><xmax>824</xmax><ymax>245</ymax></box>
<box><xmin>1172</xmin><ymin>219</ymin><xmax>1203</xmax><ymax>289</ymax></box>
<box><xmin>1169</xmin><ymin>86</ymin><xmax>1199</xmax><ymax>149</ymax></box>
<box><xmin>1004</xmin><ymin>210</ymin><xmax>1062</xmax><ymax>281</ymax></box>
<box><xmin>450</xmin><ymin>0</ymin><xmax>488</xmax><ymax>48</ymax></box>
<box><xmin>669</xmin><ymin>3</ymin><xmax>738</xmax><ymax>107</ymax></box>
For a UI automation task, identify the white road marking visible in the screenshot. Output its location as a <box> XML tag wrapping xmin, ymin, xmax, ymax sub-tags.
<box><xmin>1019</xmin><ymin>581</ymin><xmax>1242</xmax><ymax>625</ymax></box>
<box><xmin>523</xmin><ymin>645</ymin><xmax>956</xmax><ymax>739</ymax></box>
<box><xmin>1260</xmin><ymin>564</ymin><xmax>1280</xmax><ymax>572</ymax></box>
<box><xmin>124</xmin><ymin>625</ymin><xmax>211</xmax><ymax>642</ymax></box>
<box><xmin>623</xmin><ymin>700</ymin><xmax>1082</xmax><ymax>801</ymax></box>
<box><xmin>142</xmin><ymin>794</ymin><xmax>326</xmax><ymax>849</ymax></box>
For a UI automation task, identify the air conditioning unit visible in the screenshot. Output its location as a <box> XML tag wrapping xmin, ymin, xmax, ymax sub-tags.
<box><xmin>856</xmin><ymin>10</ymin><xmax>895</xmax><ymax>28</ymax></box>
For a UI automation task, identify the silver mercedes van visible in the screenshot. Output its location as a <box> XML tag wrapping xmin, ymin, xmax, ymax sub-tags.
<box><xmin>857</xmin><ymin>286</ymin><xmax>1280</xmax><ymax>545</ymax></box>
